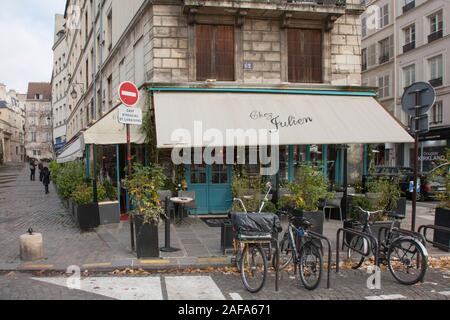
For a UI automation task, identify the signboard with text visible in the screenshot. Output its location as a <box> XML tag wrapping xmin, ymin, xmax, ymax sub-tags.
<box><xmin>118</xmin><ymin>105</ymin><xmax>143</xmax><ymax>125</ymax></box>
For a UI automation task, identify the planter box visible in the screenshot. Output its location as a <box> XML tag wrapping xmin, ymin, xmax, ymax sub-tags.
<box><xmin>134</xmin><ymin>215</ymin><xmax>160</xmax><ymax>259</ymax></box>
<box><xmin>434</xmin><ymin>208</ymin><xmax>450</xmax><ymax>252</ymax></box>
<box><xmin>74</xmin><ymin>203</ymin><xmax>100</xmax><ymax>231</ymax></box>
<box><xmin>221</xmin><ymin>220</ymin><xmax>234</xmax><ymax>255</ymax></box>
<box><xmin>395</xmin><ymin>198</ymin><xmax>407</xmax><ymax>218</ymax></box>
<box><xmin>291</xmin><ymin>209</ymin><xmax>324</xmax><ymax>235</ymax></box>
<box><xmin>99</xmin><ymin>201</ymin><xmax>120</xmax><ymax>225</ymax></box>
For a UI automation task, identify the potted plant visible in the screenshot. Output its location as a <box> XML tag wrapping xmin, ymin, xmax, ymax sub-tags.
<box><xmin>72</xmin><ymin>183</ymin><xmax>105</xmax><ymax>231</ymax></box>
<box><xmin>56</xmin><ymin>162</ymin><xmax>84</xmax><ymax>210</ymax></box>
<box><xmin>278</xmin><ymin>165</ymin><xmax>332</xmax><ymax>235</ymax></box>
<box><xmin>124</xmin><ymin>163</ymin><xmax>166</xmax><ymax>259</ymax></box>
<box><xmin>98</xmin><ymin>179</ymin><xmax>120</xmax><ymax>225</ymax></box>
<box><xmin>432</xmin><ymin>149</ymin><xmax>449</xmax><ymax>251</ymax></box>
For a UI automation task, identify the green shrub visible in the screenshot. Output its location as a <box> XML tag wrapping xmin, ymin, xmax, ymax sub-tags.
<box><xmin>72</xmin><ymin>183</ymin><xmax>107</xmax><ymax>205</ymax></box>
<box><xmin>350</xmin><ymin>196</ymin><xmax>374</xmax><ymax>221</ymax></box>
<box><xmin>56</xmin><ymin>162</ymin><xmax>85</xmax><ymax>200</ymax></box>
<box><xmin>231</xmin><ymin>172</ymin><xmax>275</xmax><ymax>213</ymax></box>
<box><xmin>102</xmin><ymin>179</ymin><xmax>118</xmax><ymax>201</ymax></box>
<box><xmin>367</xmin><ymin>177</ymin><xmax>401</xmax><ymax>212</ymax></box>
<box><xmin>48</xmin><ymin>161</ymin><xmax>62</xmax><ymax>184</ymax></box>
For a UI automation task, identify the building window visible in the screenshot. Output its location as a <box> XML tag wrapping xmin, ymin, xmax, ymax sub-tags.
<box><xmin>379</xmin><ymin>36</ymin><xmax>393</xmax><ymax>64</ymax></box>
<box><xmin>378</xmin><ymin>75</ymin><xmax>390</xmax><ymax>99</ymax></box>
<box><xmin>31</xmin><ymin>132</ymin><xmax>36</xmax><ymax>142</ymax></box>
<box><xmin>107</xmin><ymin>10</ymin><xmax>113</xmax><ymax>51</ymax></box>
<box><xmin>403</xmin><ymin>24</ymin><xmax>416</xmax><ymax>53</ymax></box>
<box><xmin>429</xmin><ymin>55</ymin><xmax>443</xmax><ymax>87</ymax></box>
<box><xmin>134</xmin><ymin>38</ymin><xmax>145</xmax><ymax>85</ymax></box>
<box><xmin>429</xmin><ymin>10</ymin><xmax>443</xmax><ymax>41</ymax></box>
<box><xmin>430</xmin><ymin>101</ymin><xmax>443</xmax><ymax>125</ymax></box>
<box><xmin>362</xmin><ymin>17</ymin><xmax>367</xmax><ymax>37</ymax></box>
<box><xmin>403</xmin><ymin>64</ymin><xmax>416</xmax><ymax>88</ymax></box>
<box><xmin>287</xmin><ymin>28</ymin><xmax>322</xmax><ymax>83</ymax></box>
<box><xmin>107</xmin><ymin>75</ymin><xmax>113</xmax><ymax>109</ymax></box>
<box><xmin>362</xmin><ymin>48</ymin><xmax>367</xmax><ymax>71</ymax></box>
<box><xmin>367</xmin><ymin>44</ymin><xmax>376</xmax><ymax>67</ymax></box>
<box><xmin>379</xmin><ymin>4</ymin><xmax>389</xmax><ymax>28</ymax></box>
<box><xmin>196</xmin><ymin>24</ymin><xmax>235</xmax><ymax>81</ymax></box>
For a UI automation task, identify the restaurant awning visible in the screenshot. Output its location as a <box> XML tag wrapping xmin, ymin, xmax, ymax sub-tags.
<box><xmin>153</xmin><ymin>90</ymin><xmax>414</xmax><ymax>149</ymax></box>
<box><xmin>56</xmin><ymin>135</ymin><xmax>85</xmax><ymax>164</ymax></box>
<box><xmin>83</xmin><ymin>104</ymin><xmax>145</xmax><ymax>145</ymax></box>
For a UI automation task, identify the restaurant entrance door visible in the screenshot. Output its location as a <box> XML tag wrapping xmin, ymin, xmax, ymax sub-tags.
<box><xmin>186</xmin><ymin>163</ymin><xmax>232</xmax><ymax>215</ymax></box>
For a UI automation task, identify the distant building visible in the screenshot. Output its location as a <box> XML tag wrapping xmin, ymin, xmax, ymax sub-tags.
<box><xmin>361</xmin><ymin>0</ymin><xmax>450</xmax><ymax>171</ymax></box>
<box><xmin>51</xmin><ymin>14</ymin><xmax>69</xmax><ymax>155</ymax></box>
<box><xmin>0</xmin><ymin>83</ymin><xmax>26</xmax><ymax>164</ymax></box>
<box><xmin>25</xmin><ymin>83</ymin><xmax>53</xmax><ymax>161</ymax></box>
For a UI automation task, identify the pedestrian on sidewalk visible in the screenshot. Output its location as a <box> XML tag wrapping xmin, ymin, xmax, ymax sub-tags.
<box><xmin>38</xmin><ymin>163</ymin><xmax>44</xmax><ymax>182</ymax></box>
<box><xmin>29</xmin><ymin>160</ymin><xmax>36</xmax><ymax>181</ymax></box>
<box><xmin>42</xmin><ymin>167</ymin><xmax>51</xmax><ymax>194</ymax></box>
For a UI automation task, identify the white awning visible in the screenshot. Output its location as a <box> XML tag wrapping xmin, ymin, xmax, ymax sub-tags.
<box><xmin>83</xmin><ymin>104</ymin><xmax>145</xmax><ymax>145</ymax></box>
<box><xmin>56</xmin><ymin>136</ymin><xmax>85</xmax><ymax>164</ymax></box>
<box><xmin>153</xmin><ymin>91</ymin><xmax>414</xmax><ymax>148</ymax></box>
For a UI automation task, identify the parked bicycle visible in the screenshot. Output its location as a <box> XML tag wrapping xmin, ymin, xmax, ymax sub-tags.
<box><xmin>230</xmin><ymin>182</ymin><xmax>282</xmax><ymax>293</ymax></box>
<box><xmin>275</xmin><ymin>209</ymin><xmax>324</xmax><ymax>290</ymax></box>
<box><xmin>346</xmin><ymin>207</ymin><xmax>428</xmax><ymax>285</ymax></box>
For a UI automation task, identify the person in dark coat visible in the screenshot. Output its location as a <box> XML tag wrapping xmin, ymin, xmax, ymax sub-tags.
<box><xmin>38</xmin><ymin>163</ymin><xmax>44</xmax><ymax>182</ymax></box>
<box><xmin>42</xmin><ymin>167</ymin><xmax>51</xmax><ymax>194</ymax></box>
<box><xmin>30</xmin><ymin>161</ymin><xmax>36</xmax><ymax>181</ymax></box>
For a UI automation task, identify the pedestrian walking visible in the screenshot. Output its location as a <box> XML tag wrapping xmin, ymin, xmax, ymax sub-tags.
<box><xmin>30</xmin><ymin>161</ymin><xmax>36</xmax><ymax>181</ymax></box>
<box><xmin>42</xmin><ymin>167</ymin><xmax>51</xmax><ymax>194</ymax></box>
<box><xmin>38</xmin><ymin>163</ymin><xmax>44</xmax><ymax>182</ymax></box>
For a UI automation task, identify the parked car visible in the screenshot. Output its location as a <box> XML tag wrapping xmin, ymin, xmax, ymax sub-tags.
<box><xmin>405</xmin><ymin>163</ymin><xmax>449</xmax><ymax>201</ymax></box>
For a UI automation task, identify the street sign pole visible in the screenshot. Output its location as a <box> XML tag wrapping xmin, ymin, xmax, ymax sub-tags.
<box><xmin>411</xmin><ymin>91</ymin><xmax>420</xmax><ymax>232</ymax></box>
<box><xmin>127</xmin><ymin>123</ymin><xmax>134</xmax><ymax>251</ymax></box>
<box><xmin>118</xmin><ymin>81</ymin><xmax>140</xmax><ymax>253</ymax></box>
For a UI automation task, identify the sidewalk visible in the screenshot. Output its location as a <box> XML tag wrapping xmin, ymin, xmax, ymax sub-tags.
<box><xmin>0</xmin><ymin>165</ymin><xmax>448</xmax><ymax>273</ymax></box>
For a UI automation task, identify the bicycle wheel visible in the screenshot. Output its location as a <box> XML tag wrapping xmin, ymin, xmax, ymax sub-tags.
<box><xmin>347</xmin><ymin>235</ymin><xmax>368</xmax><ymax>270</ymax></box>
<box><xmin>234</xmin><ymin>241</ymin><xmax>245</xmax><ymax>272</ymax></box>
<box><xmin>240</xmin><ymin>245</ymin><xmax>267</xmax><ymax>293</ymax></box>
<box><xmin>273</xmin><ymin>233</ymin><xmax>293</xmax><ymax>270</ymax></box>
<box><xmin>298</xmin><ymin>242</ymin><xmax>323</xmax><ymax>290</ymax></box>
<box><xmin>388</xmin><ymin>238</ymin><xmax>428</xmax><ymax>285</ymax></box>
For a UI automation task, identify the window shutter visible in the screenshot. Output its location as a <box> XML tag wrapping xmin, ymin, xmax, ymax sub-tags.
<box><xmin>196</xmin><ymin>25</ymin><xmax>213</xmax><ymax>81</ymax></box>
<box><xmin>288</xmin><ymin>29</ymin><xmax>322</xmax><ymax>83</ymax></box>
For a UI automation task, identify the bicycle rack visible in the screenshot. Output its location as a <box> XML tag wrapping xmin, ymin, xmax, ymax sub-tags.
<box><xmin>308</xmin><ymin>231</ymin><xmax>332</xmax><ymax>289</ymax></box>
<box><xmin>378</xmin><ymin>227</ymin><xmax>427</xmax><ymax>246</ymax></box>
<box><xmin>336</xmin><ymin>228</ymin><xmax>379</xmax><ymax>273</ymax></box>
<box><xmin>418</xmin><ymin>225</ymin><xmax>450</xmax><ymax>251</ymax></box>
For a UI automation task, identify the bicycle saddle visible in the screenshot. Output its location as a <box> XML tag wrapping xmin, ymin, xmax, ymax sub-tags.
<box><xmin>387</xmin><ymin>212</ymin><xmax>405</xmax><ymax>220</ymax></box>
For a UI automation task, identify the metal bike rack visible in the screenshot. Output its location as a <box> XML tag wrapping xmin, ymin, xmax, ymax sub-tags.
<box><xmin>378</xmin><ymin>227</ymin><xmax>427</xmax><ymax>246</ymax></box>
<box><xmin>418</xmin><ymin>225</ymin><xmax>450</xmax><ymax>251</ymax></box>
<box><xmin>308</xmin><ymin>231</ymin><xmax>333</xmax><ymax>289</ymax></box>
<box><xmin>336</xmin><ymin>228</ymin><xmax>379</xmax><ymax>273</ymax></box>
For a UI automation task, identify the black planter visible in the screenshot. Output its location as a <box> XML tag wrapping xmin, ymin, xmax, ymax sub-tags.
<box><xmin>434</xmin><ymin>208</ymin><xmax>450</xmax><ymax>252</ymax></box>
<box><xmin>134</xmin><ymin>215</ymin><xmax>160</xmax><ymax>259</ymax></box>
<box><xmin>394</xmin><ymin>198</ymin><xmax>407</xmax><ymax>218</ymax></box>
<box><xmin>291</xmin><ymin>209</ymin><xmax>324</xmax><ymax>235</ymax></box>
<box><xmin>74</xmin><ymin>203</ymin><xmax>100</xmax><ymax>231</ymax></box>
<box><xmin>221</xmin><ymin>221</ymin><xmax>234</xmax><ymax>255</ymax></box>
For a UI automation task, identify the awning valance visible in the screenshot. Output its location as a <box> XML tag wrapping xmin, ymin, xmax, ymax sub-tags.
<box><xmin>153</xmin><ymin>91</ymin><xmax>414</xmax><ymax>149</ymax></box>
<box><xmin>56</xmin><ymin>136</ymin><xmax>85</xmax><ymax>164</ymax></box>
<box><xmin>83</xmin><ymin>104</ymin><xmax>145</xmax><ymax>145</ymax></box>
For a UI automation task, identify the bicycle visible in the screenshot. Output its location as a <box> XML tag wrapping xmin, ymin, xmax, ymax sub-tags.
<box><xmin>346</xmin><ymin>207</ymin><xmax>428</xmax><ymax>285</ymax></box>
<box><xmin>230</xmin><ymin>182</ymin><xmax>282</xmax><ymax>293</ymax></box>
<box><xmin>275</xmin><ymin>209</ymin><xmax>324</xmax><ymax>290</ymax></box>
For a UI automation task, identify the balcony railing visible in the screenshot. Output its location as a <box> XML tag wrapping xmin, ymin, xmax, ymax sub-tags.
<box><xmin>403</xmin><ymin>41</ymin><xmax>415</xmax><ymax>53</ymax></box>
<box><xmin>403</xmin><ymin>1</ymin><xmax>415</xmax><ymax>13</ymax></box>
<box><xmin>429</xmin><ymin>77</ymin><xmax>443</xmax><ymax>88</ymax></box>
<box><xmin>286</xmin><ymin>0</ymin><xmax>346</xmax><ymax>5</ymax></box>
<box><xmin>379</xmin><ymin>54</ymin><xmax>390</xmax><ymax>64</ymax></box>
<box><xmin>428</xmin><ymin>30</ymin><xmax>443</xmax><ymax>43</ymax></box>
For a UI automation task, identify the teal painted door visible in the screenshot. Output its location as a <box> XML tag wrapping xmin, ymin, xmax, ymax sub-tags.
<box><xmin>186</xmin><ymin>164</ymin><xmax>232</xmax><ymax>215</ymax></box>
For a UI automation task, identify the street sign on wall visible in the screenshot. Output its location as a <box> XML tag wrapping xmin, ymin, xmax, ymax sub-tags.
<box><xmin>118</xmin><ymin>105</ymin><xmax>143</xmax><ymax>125</ymax></box>
<box><xmin>118</xmin><ymin>81</ymin><xmax>140</xmax><ymax>107</ymax></box>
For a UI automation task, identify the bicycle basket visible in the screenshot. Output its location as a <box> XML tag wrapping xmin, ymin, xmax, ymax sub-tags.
<box><xmin>231</xmin><ymin>212</ymin><xmax>282</xmax><ymax>239</ymax></box>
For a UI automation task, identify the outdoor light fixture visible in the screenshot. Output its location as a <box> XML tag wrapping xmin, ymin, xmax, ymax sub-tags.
<box><xmin>70</xmin><ymin>82</ymin><xmax>85</xmax><ymax>100</ymax></box>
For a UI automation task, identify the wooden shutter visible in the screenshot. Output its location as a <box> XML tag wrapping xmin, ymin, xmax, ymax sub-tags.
<box><xmin>288</xmin><ymin>29</ymin><xmax>322</xmax><ymax>83</ymax></box>
<box><xmin>196</xmin><ymin>25</ymin><xmax>235</xmax><ymax>81</ymax></box>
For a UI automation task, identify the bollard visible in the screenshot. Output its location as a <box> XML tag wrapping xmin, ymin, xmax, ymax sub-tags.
<box><xmin>20</xmin><ymin>229</ymin><xmax>44</xmax><ymax>261</ymax></box>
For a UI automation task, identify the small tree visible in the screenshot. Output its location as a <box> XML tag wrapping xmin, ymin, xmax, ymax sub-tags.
<box><xmin>123</xmin><ymin>163</ymin><xmax>166</xmax><ymax>225</ymax></box>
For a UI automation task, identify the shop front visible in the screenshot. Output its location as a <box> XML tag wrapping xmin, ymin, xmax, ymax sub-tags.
<box><xmin>151</xmin><ymin>86</ymin><xmax>415</xmax><ymax>216</ymax></box>
<box><xmin>412</xmin><ymin>127</ymin><xmax>450</xmax><ymax>173</ymax></box>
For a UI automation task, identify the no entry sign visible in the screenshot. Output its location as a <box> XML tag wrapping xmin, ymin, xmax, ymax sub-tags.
<box><xmin>118</xmin><ymin>81</ymin><xmax>139</xmax><ymax>107</ymax></box>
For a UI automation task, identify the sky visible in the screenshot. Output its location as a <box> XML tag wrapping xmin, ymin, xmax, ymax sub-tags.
<box><xmin>0</xmin><ymin>0</ymin><xmax>66</xmax><ymax>93</ymax></box>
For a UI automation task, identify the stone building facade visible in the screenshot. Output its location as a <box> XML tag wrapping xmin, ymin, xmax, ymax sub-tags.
<box><xmin>25</xmin><ymin>83</ymin><xmax>53</xmax><ymax>161</ymax></box>
<box><xmin>0</xmin><ymin>84</ymin><xmax>26</xmax><ymax>164</ymax></box>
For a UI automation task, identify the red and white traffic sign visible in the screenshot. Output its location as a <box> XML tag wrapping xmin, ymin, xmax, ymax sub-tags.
<box><xmin>118</xmin><ymin>81</ymin><xmax>139</xmax><ymax>107</ymax></box>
